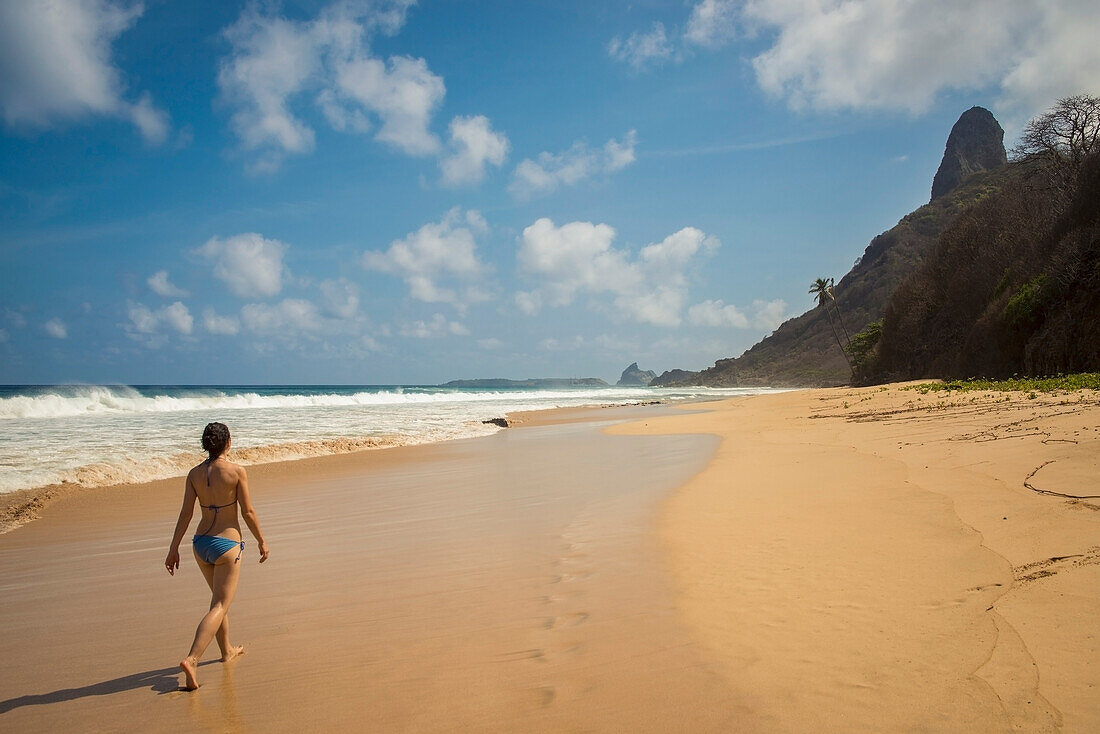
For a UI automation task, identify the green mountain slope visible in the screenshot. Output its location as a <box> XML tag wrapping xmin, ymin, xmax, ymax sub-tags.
<box><xmin>657</xmin><ymin>165</ymin><xmax>1018</xmax><ymax>387</ymax></box>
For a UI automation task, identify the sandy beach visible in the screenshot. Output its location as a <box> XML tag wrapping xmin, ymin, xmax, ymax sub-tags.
<box><xmin>2</xmin><ymin>387</ymin><xmax>1098</xmax><ymax>732</ymax></box>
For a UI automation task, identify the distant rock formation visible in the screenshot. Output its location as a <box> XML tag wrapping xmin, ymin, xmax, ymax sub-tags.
<box><xmin>930</xmin><ymin>106</ymin><xmax>1007</xmax><ymax>200</ymax></box>
<box><xmin>650</xmin><ymin>369</ymin><xmax>699</xmax><ymax>386</ymax></box>
<box><xmin>616</xmin><ymin>362</ymin><xmax>657</xmax><ymax>386</ymax></box>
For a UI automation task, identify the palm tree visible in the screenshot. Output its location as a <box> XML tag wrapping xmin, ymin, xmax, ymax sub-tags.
<box><xmin>826</xmin><ymin>279</ymin><xmax>852</xmax><ymax>348</ymax></box>
<box><xmin>810</xmin><ymin>277</ymin><xmax>852</xmax><ymax>371</ymax></box>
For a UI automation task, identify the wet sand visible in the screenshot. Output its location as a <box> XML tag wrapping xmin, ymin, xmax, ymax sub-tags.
<box><xmin>0</xmin><ymin>404</ymin><xmax>742</xmax><ymax>732</ymax></box>
<box><xmin>2</xmin><ymin>387</ymin><xmax>1098</xmax><ymax>732</ymax></box>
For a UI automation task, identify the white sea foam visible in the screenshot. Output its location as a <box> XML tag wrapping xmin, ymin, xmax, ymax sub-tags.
<box><xmin>0</xmin><ymin>384</ymin><xmax>779</xmax><ymax>495</ymax></box>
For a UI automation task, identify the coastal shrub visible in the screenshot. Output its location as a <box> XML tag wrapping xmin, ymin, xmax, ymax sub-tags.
<box><xmin>903</xmin><ymin>373</ymin><xmax>1100</xmax><ymax>394</ymax></box>
<box><xmin>1004</xmin><ymin>275</ymin><xmax>1049</xmax><ymax>327</ymax></box>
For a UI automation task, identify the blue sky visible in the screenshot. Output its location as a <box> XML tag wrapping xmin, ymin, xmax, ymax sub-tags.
<box><xmin>2</xmin><ymin>0</ymin><xmax>1097</xmax><ymax>385</ymax></box>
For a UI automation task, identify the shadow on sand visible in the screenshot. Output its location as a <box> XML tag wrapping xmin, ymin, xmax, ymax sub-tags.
<box><xmin>0</xmin><ymin>661</ymin><xmax>217</xmax><ymax>713</ymax></box>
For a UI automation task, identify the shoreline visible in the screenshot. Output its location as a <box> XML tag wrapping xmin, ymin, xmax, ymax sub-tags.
<box><xmin>0</xmin><ymin>399</ymin><xmax>686</xmax><ymax>535</ymax></box>
<box><xmin>4</xmin><ymin>384</ymin><xmax>1096</xmax><ymax>731</ymax></box>
<box><xmin>0</xmin><ymin>400</ymin><xmax>743</xmax><ymax>732</ymax></box>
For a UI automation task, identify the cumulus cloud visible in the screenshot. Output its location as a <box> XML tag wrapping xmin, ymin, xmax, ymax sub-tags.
<box><xmin>607</xmin><ymin>23</ymin><xmax>674</xmax><ymax>70</ymax></box>
<box><xmin>509</xmin><ymin>130</ymin><xmax>637</xmax><ymax>199</ymax></box>
<box><xmin>218</xmin><ymin>1</ymin><xmax>447</xmax><ymax>171</ymax></box>
<box><xmin>751</xmin><ymin>298</ymin><xmax>787</xmax><ymax>331</ymax></box>
<box><xmin>0</xmin><ymin>0</ymin><xmax>169</xmax><ymax>143</ymax></box>
<box><xmin>477</xmin><ymin>337</ymin><xmax>502</xmax><ymax>350</ymax></box>
<box><xmin>688</xmin><ymin>297</ymin><xmax>787</xmax><ymax>330</ymax></box>
<box><xmin>362</xmin><ymin>208</ymin><xmax>488</xmax><ymax>307</ymax></box>
<box><xmin>147</xmin><ymin>270</ymin><xmax>189</xmax><ymax>298</ymax></box>
<box><xmin>516</xmin><ymin>218</ymin><xmax>718</xmax><ymax>327</ymax></box>
<box><xmin>320</xmin><ymin>278</ymin><xmax>360</xmax><ymax>319</ymax></box>
<box><xmin>742</xmin><ymin>1</ymin><xmax>1100</xmax><ymax>119</ymax></box>
<box><xmin>195</xmin><ymin>233</ymin><xmax>287</xmax><ymax>299</ymax></box>
<box><xmin>684</xmin><ymin>0</ymin><xmax>738</xmax><ymax>49</ymax></box>
<box><xmin>126</xmin><ymin>301</ymin><xmax>193</xmax><ymax>337</ymax></box>
<box><xmin>44</xmin><ymin>317</ymin><xmax>68</xmax><ymax>339</ymax></box>
<box><xmin>610</xmin><ymin>2</ymin><xmax>1098</xmax><ymax>122</ymax></box>
<box><xmin>439</xmin><ymin>115</ymin><xmax>510</xmax><ymax>186</ymax></box>
<box><xmin>399</xmin><ymin>313</ymin><xmax>468</xmax><ymax>338</ymax></box>
<box><xmin>688</xmin><ymin>299</ymin><xmax>748</xmax><ymax>328</ymax></box>
<box><xmin>202</xmin><ymin>308</ymin><xmax>240</xmax><ymax>336</ymax></box>
<box><xmin>241</xmin><ymin>299</ymin><xmax>322</xmax><ymax>334</ymax></box>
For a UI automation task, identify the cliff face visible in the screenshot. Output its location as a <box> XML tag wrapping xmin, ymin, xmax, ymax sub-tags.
<box><xmin>930</xmin><ymin>107</ymin><xmax>1007</xmax><ymax>200</ymax></box>
<box><xmin>871</xmin><ymin>153</ymin><xmax>1100</xmax><ymax>380</ymax></box>
<box><xmin>659</xmin><ymin>108</ymin><xmax>1012</xmax><ymax>388</ymax></box>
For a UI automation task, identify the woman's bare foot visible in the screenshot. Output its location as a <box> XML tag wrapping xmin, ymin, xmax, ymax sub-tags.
<box><xmin>179</xmin><ymin>656</ymin><xmax>199</xmax><ymax>691</ymax></box>
<box><xmin>221</xmin><ymin>644</ymin><xmax>245</xmax><ymax>663</ymax></box>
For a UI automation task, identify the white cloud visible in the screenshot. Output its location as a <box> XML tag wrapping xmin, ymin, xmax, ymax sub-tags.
<box><xmin>742</xmin><ymin>1</ymin><xmax>1100</xmax><ymax>119</ymax></box>
<box><xmin>514</xmin><ymin>290</ymin><xmax>542</xmax><ymax>316</ymax></box>
<box><xmin>195</xmin><ymin>233</ymin><xmax>287</xmax><ymax>299</ymax></box>
<box><xmin>202</xmin><ymin>308</ymin><xmax>240</xmax><ymax>336</ymax></box>
<box><xmin>147</xmin><ymin>270</ymin><xmax>189</xmax><ymax>298</ymax></box>
<box><xmin>516</xmin><ymin>219</ymin><xmax>718</xmax><ymax>327</ymax></box>
<box><xmin>0</xmin><ymin>0</ymin><xmax>169</xmax><ymax>143</ymax></box>
<box><xmin>509</xmin><ymin>130</ymin><xmax>638</xmax><ymax>199</ymax></box>
<box><xmin>996</xmin><ymin>3</ymin><xmax>1100</xmax><ymax>123</ymax></box>
<box><xmin>685</xmin><ymin>0</ymin><xmax>738</xmax><ymax>49</ymax></box>
<box><xmin>43</xmin><ymin>317</ymin><xmax>68</xmax><ymax>339</ymax></box>
<box><xmin>439</xmin><ymin>115</ymin><xmax>510</xmax><ymax>186</ymax></box>
<box><xmin>399</xmin><ymin>313</ymin><xmax>468</xmax><ymax>338</ymax></box>
<box><xmin>241</xmin><ymin>299</ymin><xmax>322</xmax><ymax>334</ymax></box>
<box><xmin>688</xmin><ymin>297</ymin><xmax>787</xmax><ymax>330</ymax></box>
<box><xmin>126</xmin><ymin>301</ymin><xmax>193</xmax><ymax>335</ymax></box>
<box><xmin>609</xmin><ymin>2</ymin><xmax>1098</xmax><ymax>123</ymax></box>
<box><xmin>218</xmin><ymin>1</ymin><xmax>446</xmax><ymax>170</ymax></box>
<box><xmin>752</xmin><ymin>298</ymin><xmax>787</xmax><ymax>330</ymax></box>
<box><xmin>477</xmin><ymin>337</ymin><xmax>502</xmax><ymax>350</ymax></box>
<box><xmin>320</xmin><ymin>278</ymin><xmax>360</xmax><ymax>319</ymax></box>
<box><xmin>362</xmin><ymin>208</ymin><xmax>488</xmax><ymax>307</ymax></box>
<box><xmin>688</xmin><ymin>299</ymin><xmax>749</xmax><ymax>328</ymax></box>
<box><xmin>0</xmin><ymin>328</ymin><xmax>8</xmax><ymax>343</ymax></box>
<box><xmin>607</xmin><ymin>23</ymin><xmax>674</xmax><ymax>70</ymax></box>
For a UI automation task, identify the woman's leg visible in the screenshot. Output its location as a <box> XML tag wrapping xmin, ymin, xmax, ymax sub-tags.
<box><xmin>180</xmin><ymin>550</ymin><xmax>242</xmax><ymax>690</ymax></box>
<box><xmin>196</xmin><ymin>557</ymin><xmax>240</xmax><ymax>660</ymax></box>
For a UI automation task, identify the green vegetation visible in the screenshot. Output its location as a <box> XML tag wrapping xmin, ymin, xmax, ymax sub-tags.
<box><xmin>902</xmin><ymin>373</ymin><xmax>1100</xmax><ymax>394</ymax></box>
<box><xmin>872</xmin><ymin>108</ymin><xmax>1100</xmax><ymax>381</ymax></box>
<box><xmin>1003</xmin><ymin>275</ymin><xmax>1049</xmax><ymax>327</ymax></box>
<box><xmin>845</xmin><ymin>319</ymin><xmax>882</xmax><ymax>365</ymax></box>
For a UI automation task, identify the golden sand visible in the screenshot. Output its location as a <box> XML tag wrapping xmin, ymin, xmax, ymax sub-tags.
<box><xmin>612</xmin><ymin>384</ymin><xmax>1100</xmax><ymax>732</ymax></box>
<box><xmin>1</xmin><ymin>387</ymin><xmax>1097</xmax><ymax>732</ymax></box>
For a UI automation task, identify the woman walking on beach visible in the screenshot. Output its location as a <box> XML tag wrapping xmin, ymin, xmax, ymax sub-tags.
<box><xmin>165</xmin><ymin>422</ymin><xmax>269</xmax><ymax>691</ymax></box>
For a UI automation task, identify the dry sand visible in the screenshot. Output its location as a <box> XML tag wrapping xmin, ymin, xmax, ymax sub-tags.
<box><xmin>612</xmin><ymin>384</ymin><xmax>1100</xmax><ymax>733</ymax></box>
<box><xmin>1</xmin><ymin>387</ymin><xmax>1098</xmax><ymax>732</ymax></box>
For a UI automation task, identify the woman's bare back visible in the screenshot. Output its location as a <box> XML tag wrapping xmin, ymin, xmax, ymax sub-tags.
<box><xmin>189</xmin><ymin>458</ymin><xmax>242</xmax><ymax>540</ymax></box>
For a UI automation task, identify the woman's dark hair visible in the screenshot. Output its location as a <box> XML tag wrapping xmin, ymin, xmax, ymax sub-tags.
<box><xmin>201</xmin><ymin>422</ymin><xmax>231</xmax><ymax>459</ymax></box>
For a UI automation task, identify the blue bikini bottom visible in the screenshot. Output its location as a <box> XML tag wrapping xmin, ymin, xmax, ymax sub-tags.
<box><xmin>192</xmin><ymin>534</ymin><xmax>244</xmax><ymax>564</ymax></box>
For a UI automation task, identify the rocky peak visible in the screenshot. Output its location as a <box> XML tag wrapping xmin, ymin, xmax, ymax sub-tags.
<box><xmin>930</xmin><ymin>106</ymin><xmax>1007</xmax><ymax>200</ymax></box>
<box><xmin>616</xmin><ymin>362</ymin><xmax>657</xmax><ymax>386</ymax></box>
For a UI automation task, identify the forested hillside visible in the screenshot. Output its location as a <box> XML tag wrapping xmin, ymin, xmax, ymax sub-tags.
<box><xmin>866</xmin><ymin>129</ymin><xmax>1100</xmax><ymax>380</ymax></box>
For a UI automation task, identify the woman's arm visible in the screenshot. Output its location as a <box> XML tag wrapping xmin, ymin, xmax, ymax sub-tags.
<box><xmin>165</xmin><ymin>475</ymin><xmax>197</xmax><ymax>575</ymax></box>
<box><xmin>236</xmin><ymin>467</ymin><xmax>269</xmax><ymax>563</ymax></box>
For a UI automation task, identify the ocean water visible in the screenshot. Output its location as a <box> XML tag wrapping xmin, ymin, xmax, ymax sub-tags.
<box><xmin>0</xmin><ymin>384</ymin><xmax>776</xmax><ymax>495</ymax></box>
